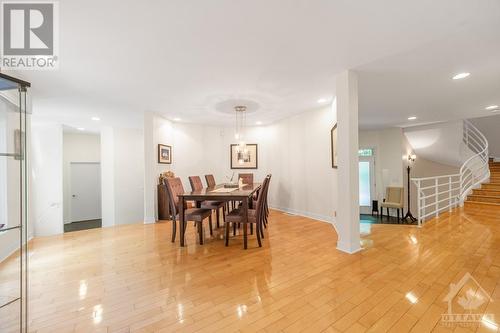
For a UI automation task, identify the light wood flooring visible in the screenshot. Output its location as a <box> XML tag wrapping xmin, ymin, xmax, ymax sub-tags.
<box><xmin>1</xmin><ymin>205</ymin><xmax>500</xmax><ymax>333</ymax></box>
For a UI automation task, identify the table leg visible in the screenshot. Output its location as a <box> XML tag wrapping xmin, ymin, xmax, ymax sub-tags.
<box><xmin>243</xmin><ymin>196</ymin><xmax>248</xmax><ymax>249</ymax></box>
<box><xmin>179</xmin><ymin>197</ymin><xmax>185</xmax><ymax>247</ymax></box>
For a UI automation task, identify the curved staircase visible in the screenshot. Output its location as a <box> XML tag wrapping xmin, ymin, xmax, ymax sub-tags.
<box><xmin>465</xmin><ymin>158</ymin><xmax>500</xmax><ymax>208</ymax></box>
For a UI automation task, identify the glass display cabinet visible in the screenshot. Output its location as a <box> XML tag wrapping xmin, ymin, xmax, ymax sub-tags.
<box><xmin>0</xmin><ymin>73</ymin><xmax>31</xmax><ymax>333</ymax></box>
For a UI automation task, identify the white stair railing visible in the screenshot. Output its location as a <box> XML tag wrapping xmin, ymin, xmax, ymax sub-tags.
<box><xmin>459</xmin><ymin>120</ymin><xmax>490</xmax><ymax>202</ymax></box>
<box><xmin>411</xmin><ymin>119</ymin><xmax>489</xmax><ymax>226</ymax></box>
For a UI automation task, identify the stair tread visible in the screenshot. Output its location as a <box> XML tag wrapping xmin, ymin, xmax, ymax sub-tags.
<box><xmin>465</xmin><ymin>201</ymin><xmax>500</xmax><ymax>207</ymax></box>
<box><xmin>473</xmin><ymin>189</ymin><xmax>500</xmax><ymax>194</ymax></box>
<box><xmin>468</xmin><ymin>194</ymin><xmax>500</xmax><ymax>199</ymax></box>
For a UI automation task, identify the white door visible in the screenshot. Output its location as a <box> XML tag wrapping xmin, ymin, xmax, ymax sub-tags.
<box><xmin>359</xmin><ymin>156</ymin><xmax>376</xmax><ymax>214</ymax></box>
<box><xmin>70</xmin><ymin>162</ymin><xmax>101</xmax><ymax>222</ymax></box>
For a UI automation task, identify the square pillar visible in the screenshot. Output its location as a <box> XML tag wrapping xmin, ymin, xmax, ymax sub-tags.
<box><xmin>335</xmin><ymin>70</ymin><xmax>361</xmax><ymax>254</ymax></box>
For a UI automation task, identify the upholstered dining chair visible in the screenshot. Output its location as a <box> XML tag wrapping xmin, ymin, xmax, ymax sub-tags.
<box><xmin>205</xmin><ymin>174</ymin><xmax>233</xmax><ymax>213</ymax></box>
<box><xmin>189</xmin><ymin>176</ymin><xmax>226</xmax><ymax>228</ymax></box>
<box><xmin>205</xmin><ymin>174</ymin><xmax>216</xmax><ymax>187</ymax></box>
<box><xmin>224</xmin><ymin>175</ymin><xmax>270</xmax><ymax>249</ymax></box>
<box><xmin>380</xmin><ymin>186</ymin><xmax>404</xmax><ymax>222</ymax></box>
<box><xmin>165</xmin><ymin>177</ymin><xmax>213</xmax><ymax>244</ymax></box>
<box><xmin>252</xmin><ymin>174</ymin><xmax>271</xmax><ymax>237</ymax></box>
<box><xmin>238</xmin><ymin>173</ymin><xmax>254</xmax><ymax>185</ymax></box>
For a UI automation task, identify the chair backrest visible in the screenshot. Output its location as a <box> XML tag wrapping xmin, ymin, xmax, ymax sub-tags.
<box><xmin>239</xmin><ymin>173</ymin><xmax>253</xmax><ymax>185</ymax></box>
<box><xmin>205</xmin><ymin>174</ymin><xmax>216</xmax><ymax>187</ymax></box>
<box><xmin>165</xmin><ymin>177</ymin><xmax>185</xmax><ymax>216</ymax></box>
<box><xmin>188</xmin><ymin>176</ymin><xmax>204</xmax><ymax>191</ymax></box>
<box><xmin>386</xmin><ymin>187</ymin><xmax>404</xmax><ymax>204</ymax></box>
<box><xmin>255</xmin><ymin>176</ymin><xmax>270</xmax><ymax>218</ymax></box>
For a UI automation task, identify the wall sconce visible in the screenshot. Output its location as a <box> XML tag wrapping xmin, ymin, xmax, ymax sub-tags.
<box><xmin>407</xmin><ymin>154</ymin><xmax>416</xmax><ymax>163</ymax></box>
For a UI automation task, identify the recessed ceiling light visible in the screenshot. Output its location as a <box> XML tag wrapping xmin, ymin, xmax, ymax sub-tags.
<box><xmin>77</xmin><ymin>127</ymin><xmax>85</xmax><ymax>131</ymax></box>
<box><xmin>91</xmin><ymin>117</ymin><xmax>100</xmax><ymax>121</ymax></box>
<box><xmin>256</xmin><ymin>121</ymin><xmax>262</xmax><ymax>125</ymax></box>
<box><xmin>173</xmin><ymin>117</ymin><xmax>181</xmax><ymax>121</ymax></box>
<box><xmin>452</xmin><ymin>72</ymin><xmax>470</xmax><ymax>80</ymax></box>
<box><xmin>408</xmin><ymin>116</ymin><xmax>417</xmax><ymax>120</ymax></box>
<box><xmin>485</xmin><ymin>105</ymin><xmax>498</xmax><ymax>110</ymax></box>
<box><xmin>317</xmin><ymin>97</ymin><xmax>330</xmax><ymax>104</ymax></box>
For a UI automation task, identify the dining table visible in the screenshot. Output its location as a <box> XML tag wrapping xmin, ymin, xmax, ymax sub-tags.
<box><xmin>178</xmin><ymin>183</ymin><xmax>262</xmax><ymax>248</ymax></box>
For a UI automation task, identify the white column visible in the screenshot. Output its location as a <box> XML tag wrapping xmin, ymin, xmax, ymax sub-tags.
<box><xmin>31</xmin><ymin>122</ymin><xmax>64</xmax><ymax>236</ymax></box>
<box><xmin>143</xmin><ymin>112</ymin><xmax>156</xmax><ymax>224</ymax></box>
<box><xmin>335</xmin><ymin>70</ymin><xmax>361</xmax><ymax>254</ymax></box>
<box><xmin>100</xmin><ymin>126</ymin><xmax>115</xmax><ymax>227</ymax></box>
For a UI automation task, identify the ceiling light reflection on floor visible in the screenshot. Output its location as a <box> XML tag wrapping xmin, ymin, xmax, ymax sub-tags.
<box><xmin>482</xmin><ymin>316</ymin><xmax>498</xmax><ymax>331</ymax></box>
<box><xmin>177</xmin><ymin>303</ymin><xmax>185</xmax><ymax>323</ymax></box>
<box><xmin>79</xmin><ymin>280</ymin><xmax>88</xmax><ymax>299</ymax></box>
<box><xmin>237</xmin><ymin>304</ymin><xmax>247</xmax><ymax>318</ymax></box>
<box><xmin>92</xmin><ymin>304</ymin><xmax>103</xmax><ymax>324</ymax></box>
<box><xmin>405</xmin><ymin>292</ymin><xmax>418</xmax><ymax>304</ymax></box>
<box><xmin>409</xmin><ymin>235</ymin><xmax>418</xmax><ymax>244</ymax></box>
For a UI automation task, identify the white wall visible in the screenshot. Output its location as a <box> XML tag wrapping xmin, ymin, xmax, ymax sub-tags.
<box><xmin>63</xmin><ymin>133</ymin><xmax>100</xmax><ymax>223</ymax></box>
<box><xmin>359</xmin><ymin>128</ymin><xmax>405</xmax><ymax>202</ymax></box>
<box><xmin>101</xmin><ymin>127</ymin><xmax>144</xmax><ymax>227</ymax></box>
<box><xmin>31</xmin><ymin>122</ymin><xmax>64</xmax><ymax>236</ymax></box>
<box><xmin>146</xmin><ymin>106</ymin><xmax>338</xmax><ymax>224</ymax></box>
<box><xmin>470</xmin><ymin>114</ymin><xmax>500</xmax><ymax>158</ymax></box>
<box><xmin>402</xmin><ymin>135</ymin><xmax>459</xmax><ymax>215</ymax></box>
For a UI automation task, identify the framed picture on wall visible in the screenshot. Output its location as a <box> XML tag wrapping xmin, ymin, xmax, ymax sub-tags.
<box><xmin>331</xmin><ymin>124</ymin><xmax>338</xmax><ymax>168</ymax></box>
<box><xmin>158</xmin><ymin>144</ymin><xmax>172</xmax><ymax>164</ymax></box>
<box><xmin>230</xmin><ymin>144</ymin><xmax>258</xmax><ymax>169</ymax></box>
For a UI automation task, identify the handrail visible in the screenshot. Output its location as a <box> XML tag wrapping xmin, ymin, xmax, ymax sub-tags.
<box><xmin>459</xmin><ymin>120</ymin><xmax>489</xmax><ymax>202</ymax></box>
<box><xmin>411</xmin><ymin>119</ymin><xmax>489</xmax><ymax>226</ymax></box>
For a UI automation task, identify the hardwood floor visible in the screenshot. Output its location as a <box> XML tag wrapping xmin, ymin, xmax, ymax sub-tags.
<box><xmin>1</xmin><ymin>206</ymin><xmax>500</xmax><ymax>333</ymax></box>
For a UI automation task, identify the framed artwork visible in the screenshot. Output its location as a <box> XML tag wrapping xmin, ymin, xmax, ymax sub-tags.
<box><xmin>331</xmin><ymin>124</ymin><xmax>338</xmax><ymax>169</ymax></box>
<box><xmin>230</xmin><ymin>144</ymin><xmax>258</xmax><ymax>169</ymax></box>
<box><xmin>158</xmin><ymin>144</ymin><xmax>172</xmax><ymax>164</ymax></box>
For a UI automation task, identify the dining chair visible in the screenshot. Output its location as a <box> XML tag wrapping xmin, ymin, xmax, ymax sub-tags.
<box><xmin>189</xmin><ymin>176</ymin><xmax>226</xmax><ymax>228</ymax></box>
<box><xmin>380</xmin><ymin>186</ymin><xmax>404</xmax><ymax>222</ymax></box>
<box><xmin>224</xmin><ymin>175</ymin><xmax>270</xmax><ymax>249</ymax></box>
<box><xmin>262</xmin><ymin>174</ymin><xmax>272</xmax><ymax>230</ymax></box>
<box><xmin>238</xmin><ymin>173</ymin><xmax>254</xmax><ymax>185</ymax></box>
<box><xmin>252</xmin><ymin>174</ymin><xmax>271</xmax><ymax>227</ymax></box>
<box><xmin>165</xmin><ymin>177</ymin><xmax>213</xmax><ymax>244</ymax></box>
<box><xmin>205</xmin><ymin>174</ymin><xmax>216</xmax><ymax>187</ymax></box>
<box><xmin>206</xmin><ymin>174</ymin><xmax>233</xmax><ymax>213</ymax></box>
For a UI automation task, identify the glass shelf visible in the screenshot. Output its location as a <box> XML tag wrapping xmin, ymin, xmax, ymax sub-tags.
<box><xmin>0</xmin><ymin>225</ymin><xmax>21</xmax><ymax>232</ymax></box>
<box><xmin>0</xmin><ymin>296</ymin><xmax>20</xmax><ymax>309</ymax></box>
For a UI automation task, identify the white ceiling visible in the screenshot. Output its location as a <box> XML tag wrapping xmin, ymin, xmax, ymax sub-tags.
<box><xmin>357</xmin><ymin>13</ymin><xmax>500</xmax><ymax>129</ymax></box>
<box><xmin>5</xmin><ymin>0</ymin><xmax>500</xmax><ymax>131</ymax></box>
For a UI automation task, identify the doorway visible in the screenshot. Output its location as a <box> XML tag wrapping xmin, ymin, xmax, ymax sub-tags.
<box><xmin>66</xmin><ymin>162</ymin><xmax>102</xmax><ymax>232</ymax></box>
<box><xmin>359</xmin><ymin>149</ymin><xmax>375</xmax><ymax>215</ymax></box>
<box><xmin>63</xmin><ymin>131</ymin><xmax>102</xmax><ymax>232</ymax></box>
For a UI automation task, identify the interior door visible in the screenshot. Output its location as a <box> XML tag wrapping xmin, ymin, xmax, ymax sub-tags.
<box><xmin>70</xmin><ymin>162</ymin><xmax>101</xmax><ymax>222</ymax></box>
<box><xmin>359</xmin><ymin>156</ymin><xmax>375</xmax><ymax>214</ymax></box>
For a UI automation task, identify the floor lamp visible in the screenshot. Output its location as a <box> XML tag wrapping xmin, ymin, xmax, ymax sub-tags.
<box><xmin>404</xmin><ymin>153</ymin><xmax>417</xmax><ymax>222</ymax></box>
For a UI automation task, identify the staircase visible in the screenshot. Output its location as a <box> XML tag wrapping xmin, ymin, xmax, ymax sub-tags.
<box><xmin>465</xmin><ymin>158</ymin><xmax>500</xmax><ymax>208</ymax></box>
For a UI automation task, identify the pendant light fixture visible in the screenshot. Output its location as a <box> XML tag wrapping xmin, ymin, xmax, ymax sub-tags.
<box><xmin>234</xmin><ymin>105</ymin><xmax>249</xmax><ymax>164</ymax></box>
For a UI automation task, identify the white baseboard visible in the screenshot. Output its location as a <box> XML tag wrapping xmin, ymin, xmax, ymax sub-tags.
<box><xmin>270</xmin><ymin>206</ymin><xmax>336</xmax><ymax>225</ymax></box>
<box><xmin>143</xmin><ymin>217</ymin><xmax>156</xmax><ymax>224</ymax></box>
